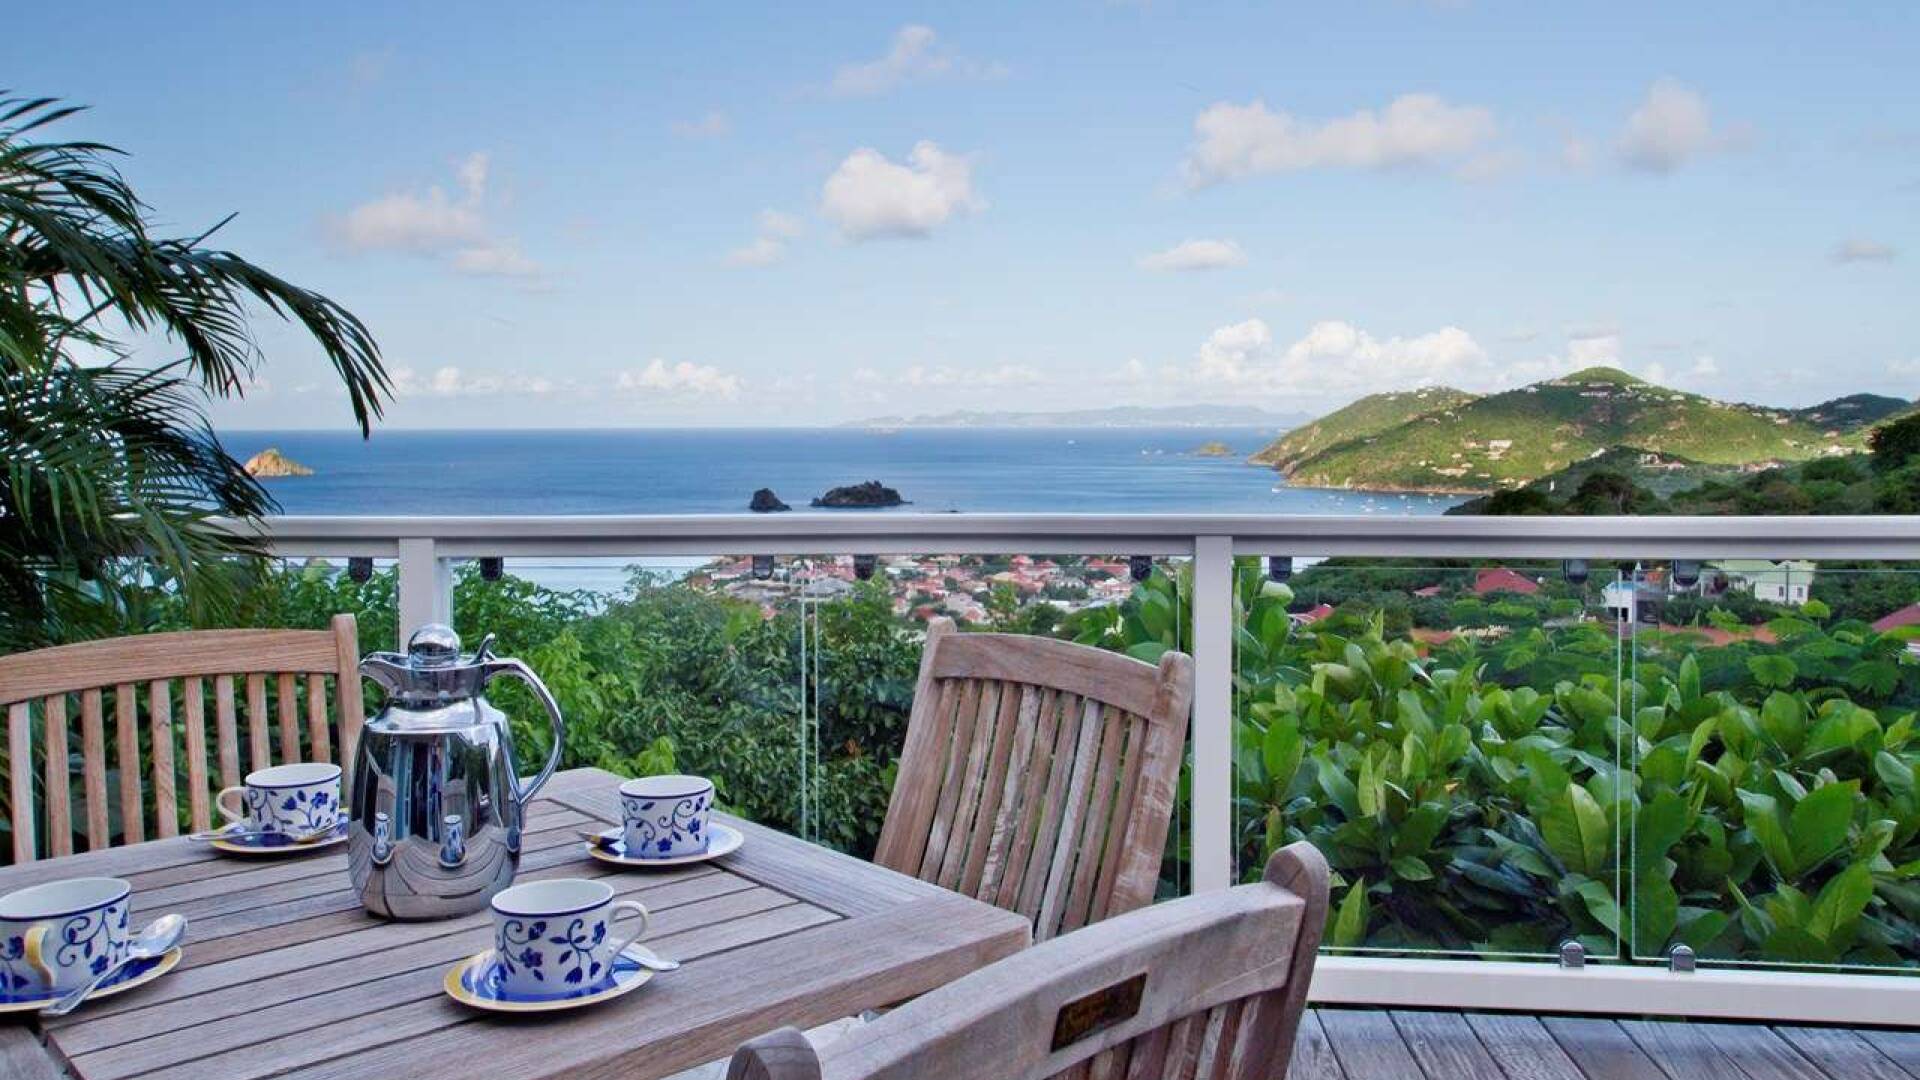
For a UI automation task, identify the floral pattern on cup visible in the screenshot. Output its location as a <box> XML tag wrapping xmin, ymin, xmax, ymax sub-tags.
<box><xmin>488</xmin><ymin>879</ymin><xmax>648</xmax><ymax>1000</ymax></box>
<box><xmin>218</xmin><ymin>762</ymin><xmax>342</xmax><ymax>838</ymax></box>
<box><xmin>620</xmin><ymin>775</ymin><xmax>715</xmax><ymax>859</ymax></box>
<box><xmin>0</xmin><ymin>877</ymin><xmax>132</xmax><ymax>999</ymax></box>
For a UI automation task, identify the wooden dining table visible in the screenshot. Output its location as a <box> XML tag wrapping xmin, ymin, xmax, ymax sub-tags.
<box><xmin>0</xmin><ymin>767</ymin><xmax>1032</xmax><ymax>1080</ymax></box>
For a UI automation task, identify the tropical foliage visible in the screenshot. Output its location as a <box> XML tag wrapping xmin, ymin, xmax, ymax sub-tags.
<box><xmin>0</xmin><ymin>92</ymin><xmax>388</xmax><ymax>652</ymax></box>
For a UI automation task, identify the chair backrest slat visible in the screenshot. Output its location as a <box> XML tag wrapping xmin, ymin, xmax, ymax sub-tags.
<box><xmin>149</xmin><ymin>680</ymin><xmax>178</xmax><ymax>839</ymax></box>
<box><xmin>306</xmin><ymin>675</ymin><xmax>332</xmax><ymax>764</ymax></box>
<box><xmin>81</xmin><ymin>689</ymin><xmax>109</xmax><ymax>850</ymax></box>
<box><xmin>114</xmin><ymin>683</ymin><xmax>143</xmax><ymax>846</ymax></box>
<box><xmin>245</xmin><ymin>672</ymin><xmax>270</xmax><ymax>775</ymax></box>
<box><xmin>214</xmin><ymin>674</ymin><xmax>240</xmax><ymax>791</ymax></box>
<box><xmin>8</xmin><ymin>703</ymin><xmax>34</xmax><ymax>863</ymax></box>
<box><xmin>276</xmin><ymin>672</ymin><xmax>300</xmax><ymax>764</ymax></box>
<box><xmin>182</xmin><ymin>677</ymin><xmax>210</xmax><ymax>831</ymax></box>
<box><xmin>728</xmin><ymin>843</ymin><xmax>1332</xmax><ymax>1080</ymax></box>
<box><xmin>877</xmin><ymin>619</ymin><xmax>1195</xmax><ymax>941</ymax></box>
<box><xmin>43</xmin><ymin>695</ymin><xmax>71</xmax><ymax>857</ymax></box>
<box><xmin>0</xmin><ymin>615</ymin><xmax>363</xmax><ymax>864</ymax></box>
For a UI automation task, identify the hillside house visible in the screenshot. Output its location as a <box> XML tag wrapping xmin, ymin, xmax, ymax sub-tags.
<box><xmin>1473</xmin><ymin>567</ymin><xmax>1541</xmax><ymax>596</ymax></box>
<box><xmin>1709</xmin><ymin>559</ymin><xmax>1815</xmax><ymax>606</ymax></box>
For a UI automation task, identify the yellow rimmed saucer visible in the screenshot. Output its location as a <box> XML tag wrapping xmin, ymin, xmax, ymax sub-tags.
<box><xmin>207</xmin><ymin>821</ymin><xmax>349</xmax><ymax>856</ymax></box>
<box><xmin>0</xmin><ymin>947</ymin><xmax>184</xmax><ymax>1015</ymax></box>
<box><xmin>442</xmin><ymin>945</ymin><xmax>660</xmax><ymax>1014</ymax></box>
<box><xmin>583</xmin><ymin>823</ymin><xmax>744</xmax><ymax>868</ymax></box>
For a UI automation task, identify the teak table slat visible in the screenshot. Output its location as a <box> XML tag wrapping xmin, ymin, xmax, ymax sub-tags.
<box><xmin>0</xmin><ymin>768</ymin><xmax>1032</xmax><ymax>1080</ymax></box>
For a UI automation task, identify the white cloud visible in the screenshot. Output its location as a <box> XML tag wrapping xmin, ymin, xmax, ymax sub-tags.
<box><xmin>1639</xmin><ymin>356</ymin><xmax>1719</xmax><ymax>388</ymax></box>
<box><xmin>820</xmin><ymin>141</ymin><xmax>982</xmax><ymax>240</ymax></box>
<box><xmin>758</xmin><ymin>210</ymin><xmax>804</xmax><ymax>239</ymax></box>
<box><xmin>1565</xmin><ymin>332</ymin><xmax>1622</xmax><ymax>367</ymax></box>
<box><xmin>1155</xmin><ymin>317</ymin><xmax>1489</xmax><ymax>398</ymax></box>
<box><xmin>828</xmin><ymin>25</ymin><xmax>1002</xmax><ymax>97</ymax></box>
<box><xmin>1181</xmin><ymin>94</ymin><xmax>1498</xmax><ymax>186</ymax></box>
<box><xmin>616</xmin><ymin>359</ymin><xmax>743</xmax><ymax>400</ymax></box>
<box><xmin>1616</xmin><ymin>79</ymin><xmax>1721</xmax><ymax>173</ymax></box>
<box><xmin>723</xmin><ymin>209</ymin><xmax>807</xmax><ymax>267</ymax></box>
<box><xmin>451</xmin><ymin>242</ymin><xmax>542</xmax><ymax>277</ymax></box>
<box><xmin>1137</xmin><ymin>239</ymin><xmax>1248</xmax><ymax>272</ymax></box>
<box><xmin>1832</xmin><ymin>238</ymin><xmax>1897</xmax><ymax>264</ymax></box>
<box><xmin>671</xmin><ymin>110</ymin><xmax>731</xmax><ymax>139</ymax></box>
<box><xmin>335</xmin><ymin>153</ymin><xmax>540</xmax><ymax>277</ymax></box>
<box><xmin>389</xmin><ymin>365</ymin><xmax>556</xmax><ymax>397</ymax></box>
<box><xmin>855</xmin><ymin>364</ymin><xmax>1045</xmax><ymax>389</ymax></box>
<box><xmin>725</xmin><ymin>237</ymin><xmax>787</xmax><ymax>268</ymax></box>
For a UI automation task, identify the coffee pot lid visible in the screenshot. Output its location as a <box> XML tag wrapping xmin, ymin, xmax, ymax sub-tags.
<box><xmin>361</xmin><ymin>624</ymin><xmax>499</xmax><ymax>704</ymax></box>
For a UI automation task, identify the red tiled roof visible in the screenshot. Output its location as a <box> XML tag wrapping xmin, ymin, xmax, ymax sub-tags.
<box><xmin>1873</xmin><ymin>603</ymin><xmax>1920</xmax><ymax>633</ymax></box>
<box><xmin>1297</xmin><ymin>603</ymin><xmax>1335</xmax><ymax>623</ymax></box>
<box><xmin>1473</xmin><ymin>568</ymin><xmax>1540</xmax><ymax>596</ymax></box>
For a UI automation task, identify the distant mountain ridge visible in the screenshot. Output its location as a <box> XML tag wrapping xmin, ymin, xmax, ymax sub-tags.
<box><xmin>1254</xmin><ymin>367</ymin><xmax>1910</xmax><ymax>494</ymax></box>
<box><xmin>846</xmin><ymin>404</ymin><xmax>1309</xmax><ymax>429</ymax></box>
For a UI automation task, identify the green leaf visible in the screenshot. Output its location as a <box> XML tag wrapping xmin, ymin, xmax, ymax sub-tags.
<box><xmin>1390</xmin><ymin>855</ymin><xmax>1434</xmax><ymax>882</ymax></box>
<box><xmin>1125</xmin><ymin>642</ymin><xmax>1170</xmax><ymax>663</ymax></box>
<box><xmin>1433</xmin><ymin>724</ymin><xmax>1471</xmax><ymax>767</ymax></box>
<box><xmin>1634</xmin><ymin>791</ymin><xmax>1691</xmax><ymax>872</ymax></box>
<box><xmin>1748</xmin><ymin>655</ymin><xmax>1798</xmax><ymax>689</ymax></box>
<box><xmin>1262</xmin><ymin>719</ymin><xmax>1304</xmax><ymax>791</ymax></box>
<box><xmin>1541</xmin><ymin>782</ymin><xmax>1610</xmax><ymax>877</ymax></box>
<box><xmin>1632</xmin><ymin>873</ymin><xmax>1679</xmax><ymax>957</ymax></box>
<box><xmin>1391</xmin><ymin>803</ymin><xmax>1449</xmax><ymax>859</ymax></box>
<box><xmin>1789</xmin><ymin>780</ymin><xmax>1858</xmax><ymax>873</ymax></box>
<box><xmin>1874</xmin><ymin>752</ymin><xmax>1914</xmax><ymax>797</ymax></box>
<box><xmin>1738</xmin><ymin>790</ymin><xmax>1798</xmax><ymax>879</ymax></box>
<box><xmin>1331</xmin><ymin>879</ymin><xmax>1369</xmax><ymax>948</ymax></box>
<box><xmin>1316</xmin><ymin>758</ymin><xmax>1360</xmax><ymax>820</ymax></box>
<box><xmin>1808</xmin><ymin>862</ymin><xmax>1874</xmax><ymax>946</ymax></box>
<box><xmin>1570</xmin><ymin>877</ymin><xmax>1622</xmax><ymax>936</ymax></box>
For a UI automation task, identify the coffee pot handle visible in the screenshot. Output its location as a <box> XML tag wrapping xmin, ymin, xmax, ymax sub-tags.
<box><xmin>482</xmin><ymin>658</ymin><xmax>567</xmax><ymax>805</ymax></box>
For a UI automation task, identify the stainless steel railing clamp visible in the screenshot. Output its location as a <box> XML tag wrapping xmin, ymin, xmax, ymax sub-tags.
<box><xmin>1669</xmin><ymin>945</ymin><xmax>1696</xmax><ymax>973</ymax></box>
<box><xmin>1558</xmin><ymin>941</ymin><xmax>1586</xmax><ymax>969</ymax></box>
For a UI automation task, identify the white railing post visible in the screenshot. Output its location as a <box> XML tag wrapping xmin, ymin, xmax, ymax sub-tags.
<box><xmin>1190</xmin><ymin>534</ymin><xmax>1234</xmax><ymax>892</ymax></box>
<box><xmin>395</xmin><ymin>537</ymin><xmax>452</xmax><ymax>647</ymax></box>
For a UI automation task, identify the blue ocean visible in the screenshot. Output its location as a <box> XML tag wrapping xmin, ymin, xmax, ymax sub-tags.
<box><xmin>224</xmin><ymin>428</ymin><xmax>1462</xmax><ymax>517</ymax></box>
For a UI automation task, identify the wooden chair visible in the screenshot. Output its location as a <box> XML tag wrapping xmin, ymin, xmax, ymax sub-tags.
<box><xmin>0</xmin><ymin>615</ymin><xmax>364</xmax><ymax>863</ymax></box>
<box><xmin>729</xmin><ymin>842</ymin><xmax>1329</xmax><ymax>1080</ymax></box>
<box><xmin>875</xmin><ymin>618</ymin><xmax>1194</xmax><ymax>941</ymax></box>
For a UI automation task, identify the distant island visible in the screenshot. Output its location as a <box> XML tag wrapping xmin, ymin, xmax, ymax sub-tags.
<box><xmin>813</xmin><ymin>481</ymin><xmax>908</xmax><ymax>508</ymax></box>
<box><xmin>846</xmin><ymin>404</ymin><xmax>1309</xmax><ymax>429</ymax></box>
<box><xmin>242</xmin><ymin>448</ymin><xmax>313</xmax><ymax>478</ymax></box>
<box><xmin>1251</xmin><ymin>366</ymin><xmax>1915</xmax><ymax>495</ymax></box>
<box><xmin>1191</xmin><ymin>441</ymin><xmax>1234</xmax><ymax>457</ymax></box>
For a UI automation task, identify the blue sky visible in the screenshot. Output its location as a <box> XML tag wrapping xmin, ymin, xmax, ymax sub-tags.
<box><xmin>6</xmin><ymin>2</ymin><xmax>1916</xmax><ymax>429</ymax></box>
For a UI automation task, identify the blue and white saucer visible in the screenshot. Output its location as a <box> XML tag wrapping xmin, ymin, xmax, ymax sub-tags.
<box><xmin>0</xmin><ymin>947</ymin><xmax>184</xmax><ymax>1015</ymax></box>
<box><xmin>442</xmin><ymin>946</ymin><xmax>659</xmax><ymax>1014</ymax></box>
<box><xmin>584</xmin><ymin>823</ymin><xmax>744</xmax><ymax>868</ymax></box>
<box><xmin>207</xmin><ymin>820</ymin><xmax>348</xmax><ymax>856</ymax></box>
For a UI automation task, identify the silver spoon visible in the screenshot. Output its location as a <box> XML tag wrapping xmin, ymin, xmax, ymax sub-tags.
<box><xmin>41</xmin><ymin>913</ymin><xmax>188</xmax><ymax>1017</ymax></box>
<box><xmin>622</xmin><ymin>948</ymin><xmax>680</xmax><ymax>972</ymax></box>
<box><xmin>188</xmin><ymin>822</ymin><xmax>336</xmax><ymax>844</ymax></box>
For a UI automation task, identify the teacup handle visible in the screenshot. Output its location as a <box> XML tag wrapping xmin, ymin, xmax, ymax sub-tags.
<box><xmin>215</xmin><ymin>787</ymin><xmax>248</xmax><ymax>824</ymax></box>
<box><xmin>606</xmin><ymin>901</ymin><xmax>651</xmax><ymax>964</ymax></box>
<box><xmin>22</xmin><ymin>924</ymin><xmax>55</xmax><ymax>987</ymax></box>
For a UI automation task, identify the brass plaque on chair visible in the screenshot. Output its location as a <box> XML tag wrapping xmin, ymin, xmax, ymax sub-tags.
<box><xmin>1051</xmin><ymin>973</ymin><xmax>1147</xmax><ymax>1051</ymax></box>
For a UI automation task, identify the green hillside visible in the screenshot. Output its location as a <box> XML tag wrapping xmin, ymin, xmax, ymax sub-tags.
<box><xmin>1265</xmin><ymin>367</ymin><xmax>1847</xmax><ymax>493</ymax></box>
<box><xmin>1247</xmin><ymin>386</ymin><xmax>1475</xmax><ymax>469</ymax></box>
<box><xmin>1792</xmin><ymin>393</ymin><xmax>1914</xmax><ymax>433</ymax></box>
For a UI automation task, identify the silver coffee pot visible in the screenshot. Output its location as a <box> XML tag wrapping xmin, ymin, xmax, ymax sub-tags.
<box><xmin>348</xmin><ymin>624</ymin><xmax>566</xmax><ymax>920</ymax></box>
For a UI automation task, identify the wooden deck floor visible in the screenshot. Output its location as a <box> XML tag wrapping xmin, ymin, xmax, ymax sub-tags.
<box><xmin>1293</xmin><ymin>1009</ymin><xmax>1920</xmax><ymax>1080</ymax></box>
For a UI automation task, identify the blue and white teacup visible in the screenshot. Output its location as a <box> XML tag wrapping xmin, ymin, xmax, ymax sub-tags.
<box><xmin>217</xmin><ymin>762</ymin><xmax>342</xmax><ymax>838</ymax></box>
<box><xmin>620</xmin><ymin>774</ymin><xmax>715</xmax><ymax>859</ymax></box>
<box><xmin>0</xmin><ymin>877</ymin><xmax>131</xmax><ymax>999</ymax></box>
<box><xmin>490</xmin><ymin>878</ymin><xmax>649</xmax><ymax>998</ymax></box>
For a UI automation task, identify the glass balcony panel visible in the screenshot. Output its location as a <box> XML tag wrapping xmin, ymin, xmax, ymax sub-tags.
<box><xmin>1235</xmin><ymin>556</ymin><xmax>1629</xmax><ymax>962</ymax></box>
<box><xmin>1628</xmin><ymin>560</ymin><xmax>1920</xmax><ymax>973</ymax></box>
<box><xmin>775</xmin><ymin>552</ymin><xmax>1193</xmax><ymax>904</ymax></box>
